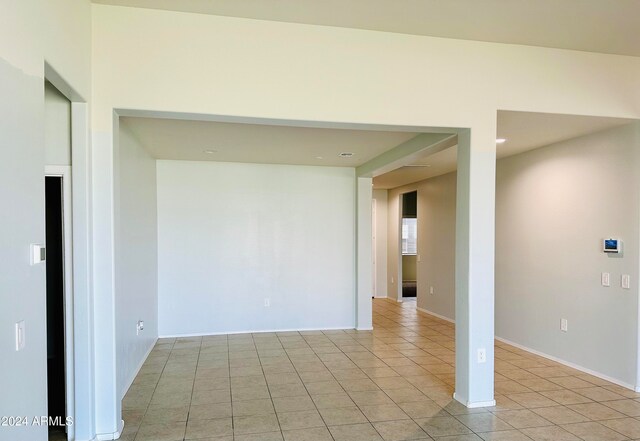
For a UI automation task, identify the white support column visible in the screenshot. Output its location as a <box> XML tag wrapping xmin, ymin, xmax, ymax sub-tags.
<box><xmin>92</xmin><ymin>114</ymin><xmax>122</xmax><ymax>438</ymax></box>
<box><xmin>454</xmin><ymin>122</ymin><xmax>497</xmax><ymax>407</ymax></box>
<box><xmin>356</xmin><ymin>176</ymin><xmax>373</xmax><ymax>330</ymax></box>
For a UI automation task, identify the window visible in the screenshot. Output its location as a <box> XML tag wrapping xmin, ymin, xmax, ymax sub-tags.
<box><xmin>402</xmin><ymin>218</ymin><xmax>417</xmax><ymax>255</ymax></box>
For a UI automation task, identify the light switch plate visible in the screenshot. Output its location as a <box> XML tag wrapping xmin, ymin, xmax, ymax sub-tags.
<box><xmin>30</xmin><ymin>244</ymin><xmax>45</xmax><ymax>265</ymax></box>
<box><xmin>561</xmin><ymin>318</ymin><xmax>568</xmax><ymax>332</ymax></box>
<box><xmin>622</xmin><ymin>274</ymin><xmax>631</xmax><ymax>289</ymax></box>
<box><xmin>15</xmin><ymin>321</ymin><xmax>25</xmax><ymax>351</ymax></box>
<box><xmin>601</xmin><ymin>272</ymin><xmax>610</xmax><ymax>287</ymax></box>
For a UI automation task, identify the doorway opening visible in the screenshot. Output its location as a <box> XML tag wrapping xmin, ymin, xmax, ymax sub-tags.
<box><xmin>45</xmin><ymin>176</ymin><xmax>67</xmax><ymax>441</ymax></box>
<box><xmin>401</xmin><ymin>191</ymin><xmax>417</xmax><ymax>301</ymax></box>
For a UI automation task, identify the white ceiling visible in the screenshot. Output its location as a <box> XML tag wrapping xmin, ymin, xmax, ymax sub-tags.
<box><xmin>372</xmin><ymin>111</ymin><xmax>636</xmax><ymax>189</ymax></box>
<box><xmin>93</xmin><ymin>0</ymin><xmax>640</xmax><ymax>57</ymax></box>
<box><xmin>121</xmin><ymin>117</ymin><xmax>420</xmax><ymax>167</ymax></box>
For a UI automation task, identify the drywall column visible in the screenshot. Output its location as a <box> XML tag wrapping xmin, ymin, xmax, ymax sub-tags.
<box><xmin>357</xmin><ymin>177</ymin><xmax>373</xmax><ymax>330</ymax></box>
<box><xmin>92</xmin><ymin>115</ymin><xmax>121</xmax><ymax>438</ymax></box>
<box><xmin>71</xmin><ymin>101</ymin><xmax>96</xmax><ymax>441</ymax></box>
<box><xmin>454</xmin><ymin>125</ymin><xmax>496</xmax><ymax>407</ymax></box>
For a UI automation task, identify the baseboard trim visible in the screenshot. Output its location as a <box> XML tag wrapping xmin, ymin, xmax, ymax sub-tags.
<box><xmin>159</xmin><ymin>325</ymin><xmax>356</xmax><ymax>339</ymax></box>
<box><xmin>453</xmin><ymin>393</ymin><xmax>496</xmax><ymax>408</ymax></box>
<box><xmin>495</xmin><ymin>336</ymin><xmax>637</xmax><ymax>392</ymax></box>
<box><xmin>416</xmin><ymin>306</ymin><xmax>455</xmax><ymax>324</ymax></box>
<box><xmin>356</xmin><ymin>327</ymin><xmax>374</xmax><ymax>331</ymax></box>
<box><xmin>96</xmin><ymin>419</ymin><xmax>124</xmax><ymax>440</ymax></box>
<box><xmin>373</xmin><ymin>295</ymin><xmax>388</xmax><ymax>299</ymax></box>
<box><xmin>121</xmin><ymin>338</ymin><xmax>157</xmax><ymax>398</ymax></box>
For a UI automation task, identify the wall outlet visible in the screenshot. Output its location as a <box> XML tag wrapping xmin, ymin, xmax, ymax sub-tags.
<box><xmin>560</xmin><ymin>318</ymin><xmax>568</xmax><ymax>332</ymax></box>
<box><xmin>136</xmin><ymin>320</ymin><xmax>144</xmax><ymax>335</ymax></box>
<box><xmin>601</xmin><ymin>272</ymin><xmax>610</xmax><ymax>287</ymax></box>
<box><xmin>429</xmin><ymin>286</ymin><xmax>434</xmax><ymax>295</ymax></box>
<box><xmin>477</xmin><ymin>348</ymin><xmax>486</xmax><ymax>363</ymax></box>
<box><xmin>264</xmin><ymin>298</ymin><xmax>270</xmax><ymax>307</ymax></box>
<box><xmin>15</xmin><ymin>320</ymin><xmax>25</xmax><ymax>351</ymax></box>
<box><xmin>622</xmin><ymin>274</ymin><xmax>631</xmax><ymax>289</ymax></box>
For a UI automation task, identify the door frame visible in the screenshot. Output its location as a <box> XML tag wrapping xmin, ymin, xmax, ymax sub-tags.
<box><xmin>45</xmin><ymin>165</ymin><xmax>75</xmax><ymax>440</ymax></box>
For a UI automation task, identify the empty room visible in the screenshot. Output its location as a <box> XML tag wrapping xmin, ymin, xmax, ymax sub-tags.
<box><xmin>2</xmin><ymin>2</ymin><xmax>640</xmax><ymax>441</ymax></box>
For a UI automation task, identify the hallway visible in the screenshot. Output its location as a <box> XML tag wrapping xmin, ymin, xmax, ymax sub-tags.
<box><xmin>121</xmin><ymin>299</ymin><xmax>640</xmax><ymax>441</ymax></box>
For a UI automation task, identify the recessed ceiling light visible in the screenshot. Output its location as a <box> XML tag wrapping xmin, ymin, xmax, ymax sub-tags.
<box><xmin>338</xmin><ymin>152</ymin><xmax>354</xmax><ymax>158</ymax></box>
<box><xmin>496</xmin><ymin>138</ymin><xmax>507</xmax><ymax>144</ymax></box>
<box><xmin>203</xmin><ymin>149</ymin><xmax>218</xmax><ymax>154</ymax></box>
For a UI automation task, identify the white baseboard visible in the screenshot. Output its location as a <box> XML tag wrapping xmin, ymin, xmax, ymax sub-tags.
<box><xmin>416</xmin><ymin>306</ymin><xmax>455</xmax><ymax>324</ymax></box>
<box><xmin>495</xmin><ymin>336</ymin><xmax>637</xmax><ymax>392</ymax></box>
<box><xmin>373</xmin><ymin>295</ymin><xmax>388</xmax><ymax>299</ymax></box>
<box><xmin>96</xmin><ymin>419</ymin><xmax>124</xmax><ymax>440</ymax></box>
<box><xmin>159</xmin><ymin>325</ymin><xmax>356</xmax><ymax>339</ymax></box>
<box><xmin>121</xmin><ymin>338</ymin><xmax>158</xmax><ymax>398</ymax></box>
<box><xmin>453</xmin><ymin>393</ymin><xmax>496</xmax><ymax>408</ymax></box>
<box><xmin>356</xmin><ymin>327</ymin><xmax>374</xmax><ymax>331</ymax></box>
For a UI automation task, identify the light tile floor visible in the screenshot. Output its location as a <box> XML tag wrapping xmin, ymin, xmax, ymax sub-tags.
<box><xmin>120</xmin><ymin>299</ymin><xmax>640</xmax><ymax>441</ymax></box>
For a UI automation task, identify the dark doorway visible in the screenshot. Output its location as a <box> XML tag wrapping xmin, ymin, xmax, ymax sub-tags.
<box><xmin>401</xmin><ymin>191</ymin><xmax>417</xmax><ymax>298</ymax></box>
<box><xmin>46</xmin><ymin>176</ymin><xmax>67</xmax><ymax>440</ymax></box>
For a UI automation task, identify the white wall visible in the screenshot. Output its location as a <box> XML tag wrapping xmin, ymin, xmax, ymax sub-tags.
<box><xmin>387</xmin><ymin>171</ymin><xmax>457</xmax><ymax>314</ymax></box>
<box><xmin>44</xmin><ymin>81</ymin><xmax>71</xmax><ymax>166</ymax></box>
<box><xmin>0</xmin><ymin>2</ymin><xmax>91</xmax><ymax>441</ymax></box>
<box><xmin>372</xmin><ymin>189</ymin><xmax>388</xmax><ymax>297</ymax></box>
<box><xmin>157</xmin><ymin>160</ymin><xmax>356</xmax><ymax>335</ymax></box>
<box><xmin>114</xmin><ymin>123</ymin><xmax>158</xmax><ymax>399</ymax></box>
<box><xmin>496</xmin><ymin>123</ymin><xmax>640</xmax><ymax>387</ymax></box>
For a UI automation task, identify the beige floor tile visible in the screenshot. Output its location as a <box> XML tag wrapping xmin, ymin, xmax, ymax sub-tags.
<box><xmin>538</xmin><ymin>390</ymin><xmax>592</xmax><ymax>405</ymax></box>
<box><xmin>361</xmin><ymin>404</ymin><xmax>412</xmax><ymax>422</ymax></box>
<box><xmin>319</xmin><ymin>406</ymin><xmax>368</xmax><ymax>426</ymax></box>
<box><xmin>415</xmin><ymin>416</ymin><xmax>473</xmax><ymax>437</ymax></box>
<box><xmin>283</xmin><ymin>426</ymin><xmax>334</xmax><ymax>441</ymax></box>
<box><xmin>490</xmin><ymin>410</ymin><xmax>553</xmax><ymax>429</ymax></box>
<box><xmin>184</xmin><ymin>418</ymin><xmax>233</xmax><ymax>439</ymax></box>
<box><xmin>123</xmin><ymin>299</ymin><xmax>640</xmax><ymax>441</ymax></box>
<box><xmin>234</xmin><ymin>431</ymin><xmax>284</xmax><ymax>441</ymax></box>
<box><xmin>599</xmin><ymin>417</ymin><xmax>640</xmax><ymax>438</ymax></box>
<box><xmin>350</xmin><ymin>390</ymin><xmax>395</xmax><ymax>406</ymax></box>
<box><xmin>434</xmin><ymin>435</ymin><xmax>483</xmax><ymax>441</ymax></box>
<box><xmin>574</xmin><ymin>387</ymin><xmax>627</xmax><ymax>402</ymax></box>
<box><xmin>277</xmin><ymin>410</ymin><xmax>325</xmax><ymax>431</ymax></box>
<box><xmin>373</xmin><ymin>419</ymin><xmax>429</xmax><ymax>440</ymax></box>
<box><xmin>561</xmin><ymin>421</ymin><xmax>629</xmax><ymax>441</ymax></box>
<box><xmin>520</xmin><ymin>425</ymin><xmax>580</xmax><ymax>441</ymax></box>
<box><xmin>455</xmin><ymin>413</ymin><xmax>513</xmax><ymax>432</ymax></box>
<box><xmin>233</xmin><ymin>398</ymin><xmax>275</xmax><ymax>416</ymax></box>
<box><xmin>272</xmin><ymin>395</ymin><xmax>315</xmax><ymax>412</ymax></box>
<box><xmin>602</xmin><ymin>399</ymin><xmax>640</xmax><ymax>416</ymax></box>
<box><xmin>141</xmin><ymin>405</ymin><xmax>190</xmax><ymax>424</ymax></box>
<box><xmin>478</xmin><ymin>430</ymin><xmax>533</xmax><ymax>440</ymax></box>
<box><xmin>506</xmin><ymin>393</ymin><xmax>558</xmax><ymax>409</ymax></box>
<box><xmin>189</xmin><ymin>403</ymin><xmax>233</xmax><ymax>420</ymax></box>
<box><xmin>311</xmin><ymin>392</ymin><xmax>356</xmax><ymax>409</ymax></box>
<box><xmin>567</xmin><ymin>402</ymin><xmax>627</xmax><ymax>420</ymax></box>
<box><xmin>399</xmin><ymin>401</ymin><xmax>449</xmax><ymax>419</ymax></box>
<box><xmin>530</xmin><ymin>406</ymin><xmax>589</xmax><ymax>425</ymax></box>
<box><xmin>233</xmin><ymin>414</ymin><xmax>281</xmax><ymax>435</ymax></box>
<box><xmin>135</xmin><ymin>422</ymin><xmax>187</xmax><ymax>441</ymax></box>
<box><xmin>329</xmin><ymin>422</ymin><xmax>385</xmax><ymax>441</ymax></box>
<box><xmin>232</xmin><ymin>385</ymin><xmax>270</xmax><ymax>401</ymax></box>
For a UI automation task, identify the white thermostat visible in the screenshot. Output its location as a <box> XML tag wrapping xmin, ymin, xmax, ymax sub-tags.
<box><xmin>603</xmin><ymin>238</ymin><xmax>622</xmax><ymax>254</ymax></box>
